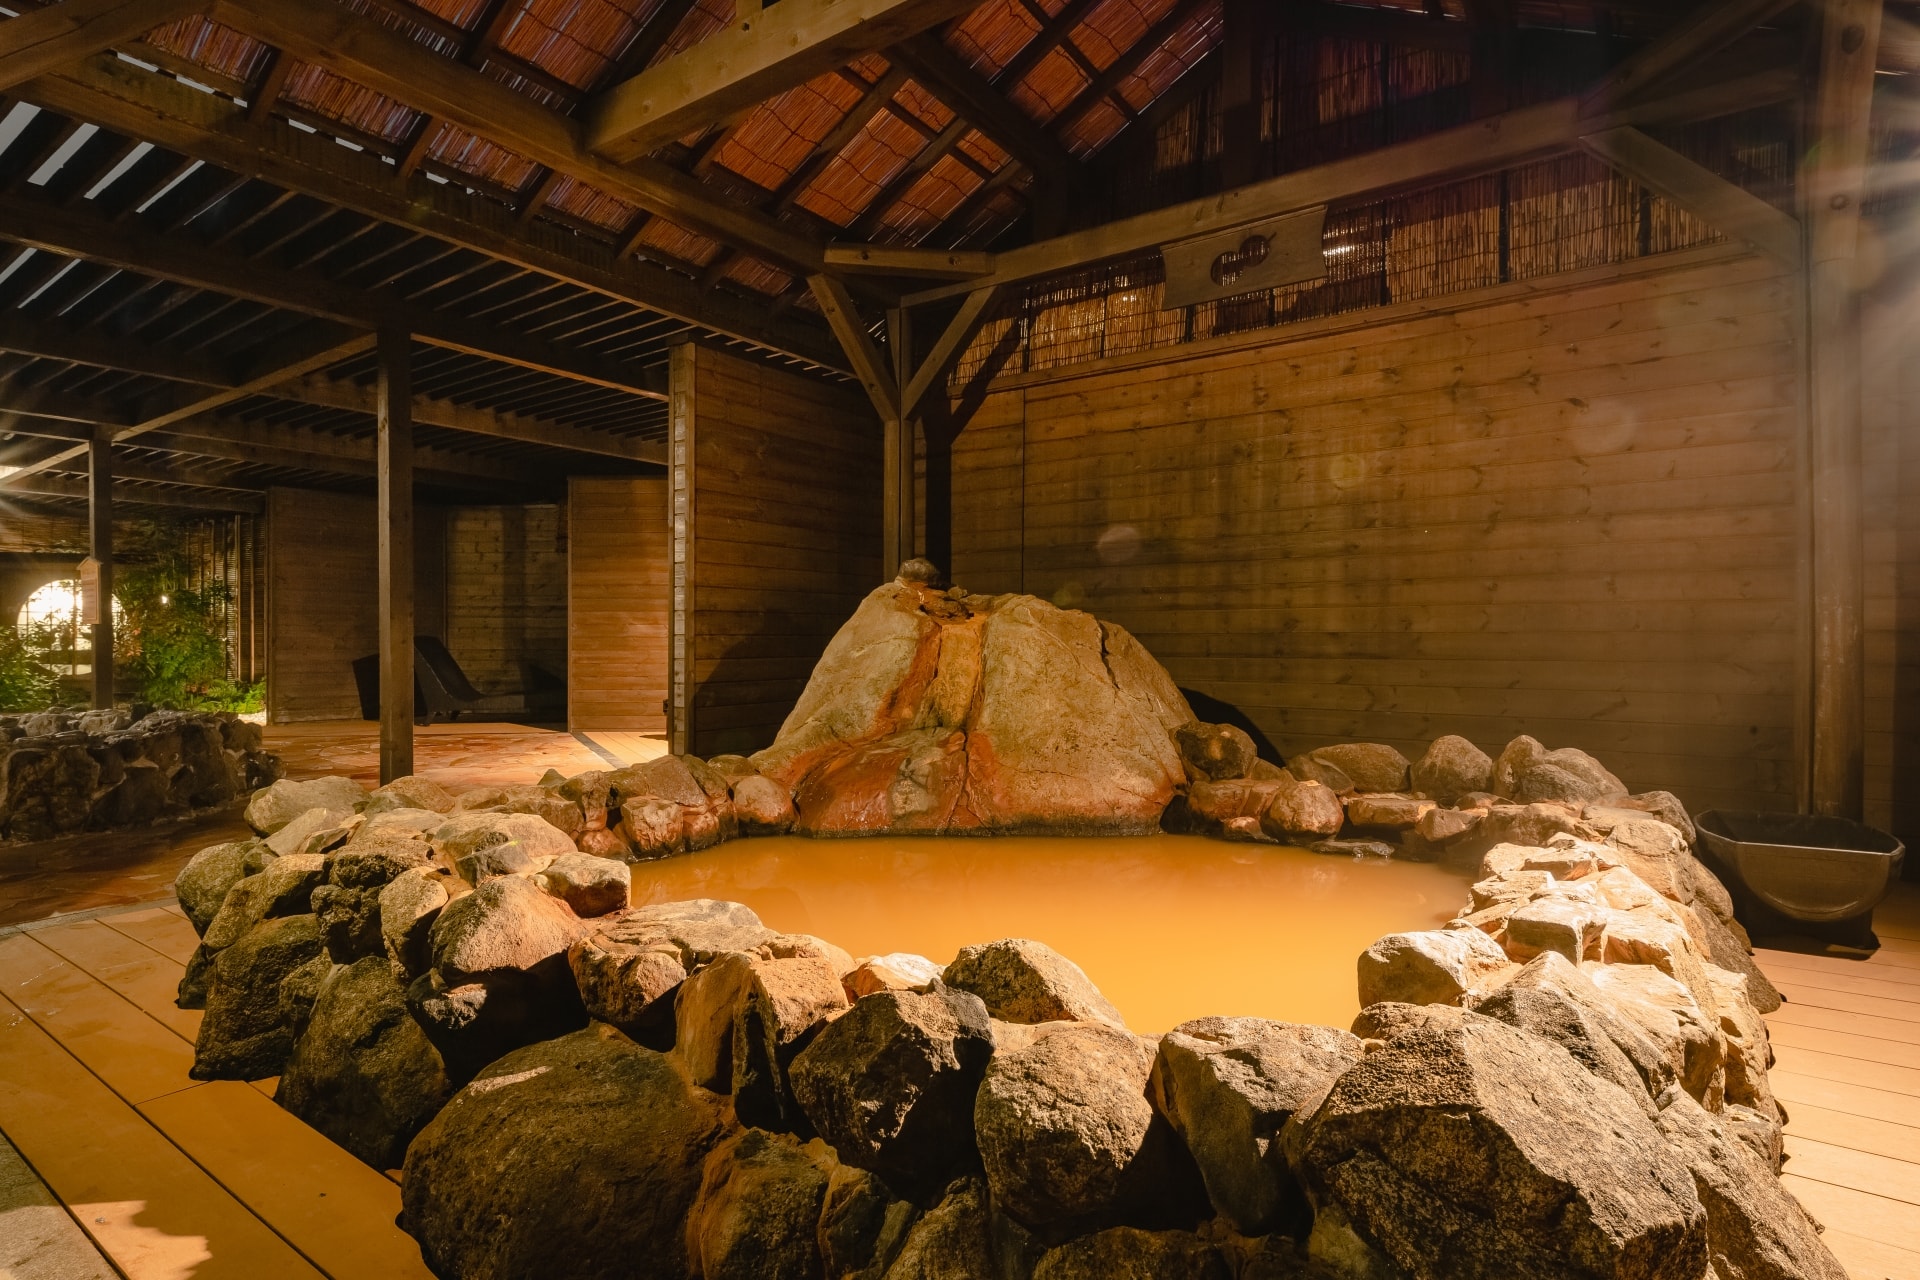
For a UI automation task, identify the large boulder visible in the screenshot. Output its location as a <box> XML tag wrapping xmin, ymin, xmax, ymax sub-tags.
<box><xmin>876</xmin><ymin>1176</ymin><xmax>996</xmax><ymax>1280</ymax></box>
<box><xmin>974</xmin><ymin>1022</ymin><xmax>1203</xmax><ymax>1230</ymax></box>
<box><xmin>1356</xmin><ymin>928</ymin><xmax>1508</xmax><ymax>1007</ymax></box>
<box><xmin>275</xmin><ymin>956</ymin><xmax>451</xmax><ymax>1170</ymax></box>
<box><xmin>1465</xmin><ymin>952</ymin><xmax>1672</xmax><ymax>1106</ymax></box>
<box><xmin>414</xmin><ymin>876</ymin><xmax>592</xmax><ymax>1079</ymax></box>
<box><xmin>538</xmin><ymin>852</ymin><xmax>630</xmax><ymax>917</ymax></box>
<box><xmin>750</xmin><ymin>580</ymin><xmax>1193</xmax><ymax>836</ymax></box>
<box><xmin>567</xmin><ymin>899</ymin><xmax>778</xmax><ymax>1040</ymax></box>
<box><xmin>1410</xmin><ymin>735</ymin><xmax>1492</xmax><ymax>804</ymax></box>
<box><xmin>1493</xmin><ymin>735</ymin><xmax>1628</xmax><ymax>806</ymax></box>
<box><xmin>200</xmin><ymin>853</ymin><xmax>325</xmax><ymax>951</ymax></box>
<box><xmin>191</xmin><ymin>914</ymin><xmax>326</xmax><ymax>1080</ymax></box>
<box><xmin>244</xmin><ymin>776</ymin><xmax>367</xmax><ymax>835</ymax></box>
<box><xmin>431</xmin><ymin>873</ymin><xmax>589</xmax><ymax>979</ymax></box>
<box><xmin>174</xmin><ymin>839</ymin><xmax>263</xmax><ymax>934</ymax></box>
<box><xmin>675</xmin><ymin>950</ymin><xmax>848</xmax><ymax>1130</ymax></box>
<box><xmin>686</xmin><ymin>1129</ymin><xmax>833</xmax><ymax>1280</ymax></box>
<box><xmin>1654</xmin><ymin>1089</ymin><xmax>1848</xmax><ymax>1280</ymax></box>
<box><xmin>1302</xmin><ymin>744</ymin><xmax>1409</xmax><ymax>794</ymax></box>
<box><xmin>402</xmin><ymin>1025</ymin><xmax>734</xmax><ymax>1280</ymax></box>
<box><xmin>1148</xmin><ymin>1016</ymin><xmax>1363</xmax><ymax>1234</ymax></box>
<box><xmin>379</xmin><ymin>867</ymin><xmax>450</xmax><ymax>979</ymax></box>
<box><xmin>432</xmin><ymin>811</ymin><xmax>576</xmax><ymax>880</ymax></box>
<box><xmin>364</xmin><ymin>774</ymin><xmax>456</xmax><ymax>815</ymax></box>
<box><xmin>788</xmin><ymin>988</ymin><xmax>995</xmax><ymax>1202</ymax></box>
<box><xmin>942</xmin><ymin>938</ymin><xmax>1125</xmax><ymax>1028</ymax></box>
<box><xmin>1032</xmin><ymin>1227</ymin><xmax>1233</xmax><ymax>1280</ymax></box>
<box><xmin>1290</xmin><ymin>1011</ymin><xmax>1707</xmax><ymax>1279</ymax></box>
<box><xmin>819</xmin><ymin>1162</ymin><xmax>919</xmax><ymax>1279</ymax></box>
<box><xmin>1173</xmin><ymin>722</ymin><xmax>1257</xmax><ymax>783</ymax></box>
<box><xmin>1259</xmin><ymin>778</ymin><xmax>1345</xmax><ymax>843</ymax></box>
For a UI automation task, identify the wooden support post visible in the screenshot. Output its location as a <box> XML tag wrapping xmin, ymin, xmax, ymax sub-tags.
<box><xmin>885</xmin><ymin>307</ymin><xmax>915</xmax><ymax>574</ymax></box>
<box><xmin>87</xmin><ymin>431</ymin><xmax>113</xmax><ymax>709</ymax></box>
<box><xmin>1218</xmin><ymin>0</ymin><xmax>1264</xmax><ymax>187</ymax></box>
<box><xmin>376</xmin><ymin>328</ymin><xmax>415</xmax><ymax>784</ymax></box>
<box><xmin>1804</xmin><ymin>0</ymin><xmax>1882</xmax><ymax>818</ymax></box>
<box><xmin>666</xmin><ymin>342</ymin><xmax>697</xmax><ymax>757</ymax></box>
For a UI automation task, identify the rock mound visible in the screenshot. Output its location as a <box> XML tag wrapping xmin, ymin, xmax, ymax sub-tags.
<box><xmin>749</xmin><ymin>580</ymin><xmax>1193</xmax><ymax>835</ymax></box>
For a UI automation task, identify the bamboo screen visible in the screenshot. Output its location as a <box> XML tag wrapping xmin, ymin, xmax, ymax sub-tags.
<box><xmin>949</xmin><ymin>148</ymin><xmax>1731</xmax><ymax>386</ymax></box>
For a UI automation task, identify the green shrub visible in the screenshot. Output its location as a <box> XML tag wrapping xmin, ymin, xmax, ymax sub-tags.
<box><xmin>0</xmin><ymin>623</ymin><xmax>60</xmax><ymax>712</ymax></box>
<box><xmin>115</xmin><ymin>557</ymin><xmax>241</xmax><ymax>710</ymax></box>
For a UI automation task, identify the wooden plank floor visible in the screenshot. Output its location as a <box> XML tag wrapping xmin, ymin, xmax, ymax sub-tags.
<box><xmin>0</xmin><ymin>902</ymin><xmax>434</xmax><ymax>1280</ymax></box>
<box><xmin>1760</xmin><ymin>881</ymin><xmax>1920</xmax><ymax>1280</ymax></box>
<box><xmin>576</xmin><ymin>729</ymin><xmax>670</xmax><ymax>767</ymax></box>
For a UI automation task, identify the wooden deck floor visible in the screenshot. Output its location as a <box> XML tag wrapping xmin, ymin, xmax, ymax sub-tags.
<box><xmin>0</xmin><ymin>881</ymin><xmax>1912</xmax><ymax>1278</ymax></box>
<box><xmin>1764</xmin><ymin>880</ymin><xmax>1920</xmax><ymax>1280</ymax></box>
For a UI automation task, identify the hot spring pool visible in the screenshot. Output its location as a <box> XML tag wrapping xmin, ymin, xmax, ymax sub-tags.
<box><xmin>628</xmin><ymin>834</ymin><xmax>1467</xmax><ymax>1033</ymax></box>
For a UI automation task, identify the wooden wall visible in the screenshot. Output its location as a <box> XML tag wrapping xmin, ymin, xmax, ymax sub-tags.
<box><xmin>443</xmin><ymin>504</ymin><xmax>566</xmax><ymax>691</ymax></box>
<box><xmin>1862</xmin><ymin>281</ymin><xmax>1920</xmax><ymax>853</ymax></box>
<box><xmin>265</xmin><ymin>488</ymin><xmax>445</xmax><ymax>723</ymax></box>
<box><xmin>568</xmin><ymin>476</ymin><xmax>669</xmax><ymax>732</ymax></box>
<box><xmin>938</xmin><ymin>246</ymin><xmax>1813</xmax><ymax>815</ymax></box>
<box><xmin>669</xmin><ymin>343</ymin><xmax>882</xmax><ymax>758</ymax></box>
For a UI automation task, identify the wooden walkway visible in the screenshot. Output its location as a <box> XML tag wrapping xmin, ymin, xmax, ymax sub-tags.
<box><xmin>0</xmin><ymin>881</ymin><xmax>1912</xmax><ymax>1279</ymax></box>
<box><xmin>1765</xmin><ymin>881</ymin><xmax>1920</xmax><ymax>1280</ymax></box>
<box><xmin>0</xmin><ymin>902</ymin><xmax>433</xmax><ymax>1280</ymax></box>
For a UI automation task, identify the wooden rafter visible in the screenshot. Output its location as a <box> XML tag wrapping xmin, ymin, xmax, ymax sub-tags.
<box><xmin>587</xmin><ymin>0</ymin><xmax>980</xmax><ymax>163</ymax></box>
<box><xmin>1051</xmin><ymin>0</ymin><xmax>1210</xmax><ymax>137</ymax></box>
<box><xmin>901</xmin><ymin>62</ymin><xmax>1802</xmax><ymax>306</ymax></box>
<box><xmin>0</xmin><ymin>184</ymin><xmax>668</xmax><ymax>397</ymax></box>
<box><xmin>206</xmin><ymin>0</ymin><xmax>827</xmax><ymax>275</ymax></box>
<box><xmin>808</xmin><ymin>272</ymin><xmax>898</xmax><ymax>419</ymax></box>
<box><xmin>0</xmin><ymin>0</ymin><xmax>200</xmax><ymax>93</ymax></box>
<box><xmin>24</xmin><ymin>54</ymin><xmax>851</xmax><ymax>370</ymax></box>
<box><xmin>0</xmin><ymin>329</ymin><xmax>372</xmax><ymax>487</ymax></box>
<box><xmin>890</xmin><ymin>32</ymin><xmax>1076</xmax><ymax>186</ymax></box>
<box><xmin>1579</xmin><ymin>126</ymin><xmax>1800</xmax><ymax>268</ymax></box>
<box><xmin>6</xmin><ymin>473</ymin><xmax>265</xmax><ymax>512</ymax></box>
<box><xmin>1579</xmin><ymin>0</ymin><xmax>1800</xmax><ymax>113</ymax></box>
<box><xmin>0</xmin><ymin>312</ymin><xmax>664</xmax><ymax>462</ymax></box>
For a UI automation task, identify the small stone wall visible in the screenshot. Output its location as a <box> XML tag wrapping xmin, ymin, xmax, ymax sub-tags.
<box><xmin>167</xmin><ymin>742</ymin><xmax>1839</xmax><ymax>1280</ymax></box>
<box><xmin>0</xmin><ymin>709</ymin><xmax>280</xmax><ymax>844</ymax></box>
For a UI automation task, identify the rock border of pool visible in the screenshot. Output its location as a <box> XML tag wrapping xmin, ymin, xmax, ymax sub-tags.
<box><xmin>166</xmin><ymin>582</ymin><xmax>1837</xmax><ymax>1279</ymax></box>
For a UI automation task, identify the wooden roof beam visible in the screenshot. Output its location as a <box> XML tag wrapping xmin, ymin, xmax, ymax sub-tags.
<box><xmin>1580</xmin><ymin>0</ymin><xmax>1801</xmax><ymax>113</ymax></box>
<box><xmin>889</xmin><ymin>32</ymin><xmax>1077</xmax><ymax>187</ymax></box>
<box><xmin>0</xmin><ymin>0</ymin><xmax>200</xmax><ymax>94</ymax></box>
<box><xmin>902</xmin><ymin>60</ymin><xmax>1803</xmax><ymax>306</ymax></box>
<box><xmin>0</xmin><ymin>184</ymin><xmax>668</xmax><ymax>397</ymax></box>
<box><xmin>266</xmin><ymin>373</ymin><xmax>666</xmax><ymax>463</ymax></box>
<box><xmin>0</xmin><ymin>311</ymin><xmax>661</xmax><ymax>463</ymax></box>
<box><xmin>208</xmin><ymin>0</ymin><xmax>826</xmax><ymax>275</ymax></box>
<box><xmin>1579</xmin><ymin>126</ymin><xmax>1801</xmax><ymax>268</ymax></box>
<box><xmin>1050</xmin><ymin>0</ymin><xmax>1210</xmax><ymax>138</ymax></box>
<box><xmin>9</xmin><ymin>474</ymin><xmax>265</xmax><ymax>512</ymax></box>
<box><xmin>587</xmin><ymin>0</ymin><xmax>980</xmax><ymax>164</ymax></box>
<box><xmin>23</xmin><ymin>55</ymin><xmax>850</xmax><ymax>371</ymax></box>
<box><xmin>808</xmin><ymin>272</ymin><xmax>898</xmax><ymax>420</ymax></box>
<box><xmin>1</xmin><ymin>328</ymin><xmax>372</xmax><ymax>486</ymax></box>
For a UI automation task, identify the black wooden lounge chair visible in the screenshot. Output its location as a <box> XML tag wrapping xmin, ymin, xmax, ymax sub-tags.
<box><xmin>412</xmin><ymin>635</ymin><xmax>566</xmax><ymax>723</ymax></box>
<box><xmin>352</xmin><ymin>638</ymin><xmax>565</xmax><ymax>723</ymax></box>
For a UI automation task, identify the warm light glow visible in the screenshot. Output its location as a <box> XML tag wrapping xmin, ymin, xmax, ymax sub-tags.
<box><xmin>15</xmin><ymin>577</ymin><xmax>121</xmax><ymax>676</ymax></box>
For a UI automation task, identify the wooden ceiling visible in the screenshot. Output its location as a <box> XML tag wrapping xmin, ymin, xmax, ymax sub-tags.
<box><xmin>0</xmin><ymin>0</ymin><xmax>1871</xmax><ymax>516</ymax></box>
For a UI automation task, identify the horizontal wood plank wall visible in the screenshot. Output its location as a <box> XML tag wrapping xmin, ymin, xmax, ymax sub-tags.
<box><xmin>266</xmin><ymin>489</ymin><xmax>446</xmax><ymax>724</ymax></box>
<box><xmin>443</xmin><ymin>505</ymin><xmax>567</xmax><ymax>692</ymax></box>
<box><xmin>267</xmin><ymin>488</ymin><xmax>376</xmax><ymax>724</ymax></box>
<box><xmin>1861</xmin><ymin>282</ymin><xmax>1920</xmax><ymax>859</ymax></box>
<box><xmin>569</xmin><ymin>476</ymin><xmax>669</xmax><ymax>733</ymax></box>
<box><xmin>947</xmin><ymin>251</ymin><xmax>1805</xmax><ymax>813</ymax></box>
<box><xmin>682</xmin><ymin>343</ymin><xmax>883</xmax><ymax>758</ymax></box>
